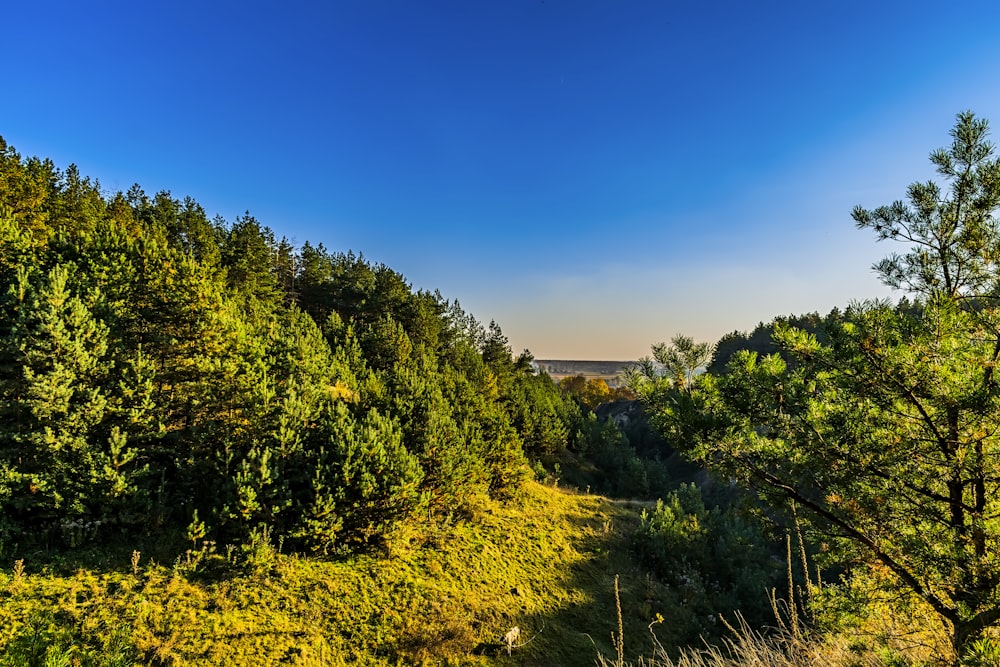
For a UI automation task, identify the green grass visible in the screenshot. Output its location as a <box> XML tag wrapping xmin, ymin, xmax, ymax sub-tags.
<box><xmin>0</xmin><ymin>482</ymin><xmax>687</xmax><ymax>666</ymax></box>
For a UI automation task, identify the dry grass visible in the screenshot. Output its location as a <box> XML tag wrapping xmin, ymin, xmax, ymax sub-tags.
<box><xmin>596</xmin><ymin>623</ymin><xmax>882</xmax><ymax>667</ymax></box>
<box><xmin>595</xmin><ymin>595</ymin><xmax>892</xmax><ymax>667</ymax></box>
<box><xmin>594</xmin><ymin>532</ymin><xmax>952</xmax><ymax>667</ymax></box>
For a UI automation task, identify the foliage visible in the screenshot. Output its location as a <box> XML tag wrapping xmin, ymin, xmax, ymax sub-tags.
<box><xmin>630</xmin><ymin>111</ymin><xmax>1000</xmax><ymax>661</ymax></box>
<box><xmin>631</xmin><ymin>484</ymin><xmax>780</xmax><ymax>638</ymax></box>
<box><xmin>562</xmin><ymin>414</ymin><xmax>678</xmax><ymax>500</ymax></box>
<box><xmin>707</xmin><ymin>310</ymin><xmax>847</xmax><ymax>375</ymax></box>
<box><xmin>559</xmin><ymin>375</ymin><xmax>634</xmax><ymax>409</ymax></box>
<box><xmin>0</xmin><ymin>136</ymin><xmax>589</xmax><ymax>559</ymax></box>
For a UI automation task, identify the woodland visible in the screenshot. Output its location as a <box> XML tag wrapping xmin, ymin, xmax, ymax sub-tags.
<box><xmin>0</xmin><ymin>129</ymin><xmax>730</xmax><ymax>665</ymax></box>
<box><xmin>2</xmin><ymin>112</ymin><xmax>1000</xmax><ymax>666</ymax></box>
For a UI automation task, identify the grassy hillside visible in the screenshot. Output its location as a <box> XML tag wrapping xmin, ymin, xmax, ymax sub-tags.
<box><xmin>0</xmin><ymin>482</ymin><xmax>691</xmax><ymax>666</ymax></box>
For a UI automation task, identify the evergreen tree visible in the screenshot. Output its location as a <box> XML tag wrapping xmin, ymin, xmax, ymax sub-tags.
<box><xmin>632</xmin><ymin>112</ymin><xmax>1000</xmax><ymax>659</ymax></box>
<box><xmin>0</xmin><ymin>133</ymin><xmax>590</xmax><ymax>559</ymax></box>
<box><xmin>0</xmin><ymin>263</ymin><xmax>127</xmax><ymax>542</ymax></box>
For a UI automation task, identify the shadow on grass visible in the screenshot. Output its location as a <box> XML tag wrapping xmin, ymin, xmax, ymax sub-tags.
<box><xmin>0</xmin><ymin>483</ymin><xmax>778</xmax><ymax>666</ymax></box>
<box><xmin>484</xmin><ymin>497</ymin><xmax>659</xmax><ymax>666</ymax></box>
<box><xmin>459</xmin><ymin>486</ymin><xmax>781</xmax><ymax>667</ymax></box>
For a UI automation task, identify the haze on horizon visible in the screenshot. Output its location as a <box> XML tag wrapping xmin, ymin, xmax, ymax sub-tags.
<box><xmin>6</xmin><ymin>1</ymin><xmax>1000</xmax><ymax>360</ymax></box>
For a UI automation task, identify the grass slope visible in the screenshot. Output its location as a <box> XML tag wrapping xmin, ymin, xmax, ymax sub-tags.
<box><xmin>0</xmin><ymin>482</ymin><xmax>681</xmax><ymax>666</ymax></box>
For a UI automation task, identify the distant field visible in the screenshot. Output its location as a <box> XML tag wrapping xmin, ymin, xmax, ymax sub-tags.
<box><xmin>535</xmin><ymin>360</ymin><xmax>638</xmax><ymax>387</ymax></box>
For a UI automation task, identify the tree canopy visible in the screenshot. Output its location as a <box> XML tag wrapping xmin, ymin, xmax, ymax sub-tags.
<box><xmin>0</xmin><ymin>138</ymin><xmax>590</xmax><ymax>557</ymax></box>
<box><xmin>630</xmin><ymin>111</ymin><xmax>1000</xmax><ymax>661</ymax></box>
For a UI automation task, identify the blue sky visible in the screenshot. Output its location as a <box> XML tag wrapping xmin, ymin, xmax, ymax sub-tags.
<box><xmin>6</xmin><ymin>1</ymin><xmax>1000</xmax><ymax>359</ymax></box>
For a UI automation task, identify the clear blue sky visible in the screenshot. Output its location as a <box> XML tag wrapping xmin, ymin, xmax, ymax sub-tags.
<box><xmin>6</xmin><ymin>1</ymin><xmax>1000</xmax><ymax>359</ymax></box>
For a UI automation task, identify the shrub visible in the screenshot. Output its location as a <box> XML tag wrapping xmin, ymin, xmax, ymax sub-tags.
<box><xmin>632</xmin><ymin>484</ymin><xmax>780</xmax><ymax>641</ymax></box>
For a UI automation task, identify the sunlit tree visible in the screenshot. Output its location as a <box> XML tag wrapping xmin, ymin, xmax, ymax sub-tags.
<box><xmin>632</xmin><ymin>112</ymin><xmax>1000</xmax><ymax>660</ymax></box>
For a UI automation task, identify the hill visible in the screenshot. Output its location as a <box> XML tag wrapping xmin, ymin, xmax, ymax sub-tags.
<box><xmin>0</xmin><ymin>133</ymin><xmax>782</xmax><ymax>667</ymax></box>
<box><xmin>2</xmin><ymin>482</ymin><xmax>700</xmax><ymax>666</ymax></box>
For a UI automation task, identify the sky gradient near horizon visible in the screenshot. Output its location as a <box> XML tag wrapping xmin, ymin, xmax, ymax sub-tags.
<box><xmin>6</xmin><ymin>1</ymin><xmax>1000</xmax><ymax>359</ymax></box>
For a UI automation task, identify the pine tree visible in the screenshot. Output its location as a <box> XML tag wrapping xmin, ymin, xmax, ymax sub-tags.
<box><xmin>0</xmin><ymin>263</ymin><xmax>122</xmax><ymax>540</ymax></box>
<box><xmin>633</xmin><ymin>112</ymin><xmax>1000</xmax><ymax>660</ymax></box>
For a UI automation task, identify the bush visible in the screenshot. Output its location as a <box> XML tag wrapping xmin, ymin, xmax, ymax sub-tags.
<box><xmin>632</xmin><ymin>484</ymin><xmax>780</xmax><ymax>641</ymax></box>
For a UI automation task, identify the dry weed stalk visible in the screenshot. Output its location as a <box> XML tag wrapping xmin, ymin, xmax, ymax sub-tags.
<box><xmin>786</xmin><ymin>534</ymin><xmax>799</xmax><ymax>638</ymax></box>
<box><xmin>614</xmin><ymin>574</ymin><xmax>625</xmax><ymax>666</ymax></box>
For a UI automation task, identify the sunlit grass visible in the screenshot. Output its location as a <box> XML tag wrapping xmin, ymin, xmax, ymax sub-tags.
<box><xmin>0</xmin><ymin>481</ymin><xmax>675</xmax><ymax>666</ymax></box>
<box><xmin>4</xmin><ymin>481</ymin><xmax>961</xmax><ymax>665</ymax></box>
